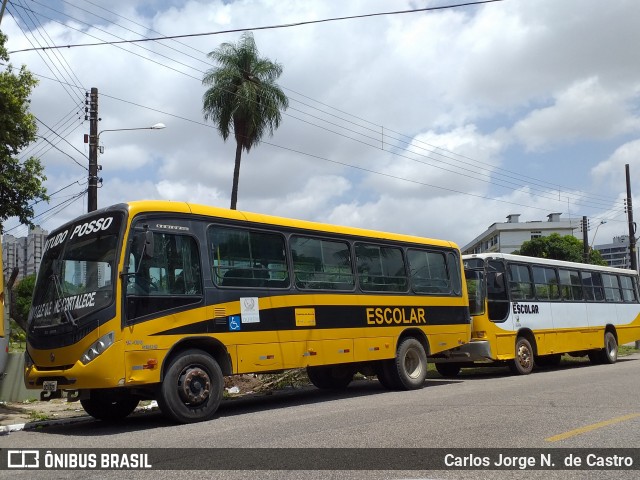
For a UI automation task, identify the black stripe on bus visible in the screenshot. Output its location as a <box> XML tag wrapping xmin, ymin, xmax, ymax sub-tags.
<box><xmin>152</xmin><ymin>305</ymin><xmax>470</xmax><ymax>336</ymax></box>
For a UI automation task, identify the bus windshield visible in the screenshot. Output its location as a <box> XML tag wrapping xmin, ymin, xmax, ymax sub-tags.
<box><xmin>29</xmin><ymin>213</ymin><xmax>124</xmax><ymax>329</ymax></box>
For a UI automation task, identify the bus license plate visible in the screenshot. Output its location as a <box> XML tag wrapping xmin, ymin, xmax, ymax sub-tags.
<box><xmin>42</xmin><ymin>381</ymin><xmax>57</xmax><ymax>392</ymax></box>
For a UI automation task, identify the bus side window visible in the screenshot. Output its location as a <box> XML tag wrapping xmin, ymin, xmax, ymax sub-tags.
<box><xmin>581</xmin><ymin>271</ymin><xmax>604</xmax><ymax>302</ymax></box>
<box><xmin>291</xmin><ymin>236</ymin><xmax>354</xmax><ymax>291</ymax></box>
<box><xmin>407</xmin><ymin>249</ymin><xmax>450</xmax><ymax>295</ymax></box>
<box><xmin>355</xmin><ymin>243</ymin><xmax>408</xmax><ymax>293</ymax></box>
<box><xmin>209</xmin><ymin>226</ymin><xmax>289</xmax><ymax>289</ymax></box>
<box><xmin>508</xmin><ymin>264</ymin><xmax>534</xmax><ymax>300</ymax></box>
<box><xmin>620</xmin><ymin>275</ymin><xmax>637</xmax><ymax>302</ymax></box>
<box><xmin>602</xmin><ymin>274</ymin><xmax>622</xmax><ymax>302</ymax></box>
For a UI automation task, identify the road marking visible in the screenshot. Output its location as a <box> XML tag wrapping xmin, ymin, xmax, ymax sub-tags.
<box><xmin>545</xmin><ymin>413</ymin><xmax>640</xmax><ymax>442</ymax></box>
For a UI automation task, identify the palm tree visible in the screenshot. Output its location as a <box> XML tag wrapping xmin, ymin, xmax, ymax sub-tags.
<box><xmin>202</xmin><ymin>32</ymin><xmax>289</xmax><ymax>210</ymax></box>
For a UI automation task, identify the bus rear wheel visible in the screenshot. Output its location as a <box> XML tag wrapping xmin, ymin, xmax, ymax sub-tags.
<box><xmin>158</xmin><ymin>349</ymin><xmax>223</xmax><ymax>424</ymax></box>
<box><xmin>383</xmin><ymin>337</ymin><xmax>428</xmax><ymax>390</ymax></box>
<box><xmin>589</xmin><ymin>331</ymin><xmax>618</xmax><ymax>365</ymax></box>
<box><xmin>306</xmin><ymin>365</ymin><xmax>354</xmax><ymax>390</ymax></box>
<box><xmin>508</xmin><ymin>337</ymin><xmax>534</xmax><ymax>375</ymax></box>
<box><xmin>80</xmin><ymin>389</ymin><xmax>139</xmax><ymax>421</ymax></box>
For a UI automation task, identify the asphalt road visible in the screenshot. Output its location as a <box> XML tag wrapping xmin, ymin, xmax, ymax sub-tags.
<box><xmin>2</xmin><ymin>354</ymin><xmax>639</xmax><ymax>479</ymax></box>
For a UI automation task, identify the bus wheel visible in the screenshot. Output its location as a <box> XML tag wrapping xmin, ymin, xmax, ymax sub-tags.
<box><xmin>375</xmin><ymin>360</ymin><xmax>401</xmax><ymax>390</ymax></box>
<box><xmin>589</xmin><ymin>331</ymin><xmax>618</xmax><ymax>365</ymax></box>
<box><xmin>80</xmin><ymin>390</ymin><xmax>139</xmax><ymax>421</ymax></box>
<box><xmin>435</xmin><ymin>363</ymin><xmax>461</xmax><ymax>378</ymax></box>
<box><xmin>158</xmin><ymin>349</ymin><xmax>223</xmax><ymax>424</ymax></box>
<box><xmin>389</xmin><ymin>337</ymin><xmax>428</xmax><ymax>390</ymax></box>
<box><xmin>508</xmin><ymin>337</ymin><xmax>534</xmax><ymax>375</ymax></box>
<box><xmin>306</xmin><ymin>365</ymin><xmax>354</xmax><ymax>390</ymax></box>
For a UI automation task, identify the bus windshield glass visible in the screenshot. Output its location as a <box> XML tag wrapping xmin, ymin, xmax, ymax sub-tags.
<box><xmin>29</xmin><ymin>213</ymin><xmax>124</xmax><ymax>329</ymax></box>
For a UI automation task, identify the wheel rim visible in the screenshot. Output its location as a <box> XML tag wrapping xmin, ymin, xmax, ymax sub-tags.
<box><xmin>606</xmin><ymin>336</ymin><xmax>617</xmax><ymax>360</ymax></box>
<box><xmin>517</xmin><ymin>343</ymin><xmax>532</xmax><ymax>370</ymax></box>
<box><xmin>178</xmin><ymin>366</ymin><xmax>211</xmax><ymax>405</ymax></box>
<box><xmin>404</xmin><ymin>348</ymin><xmax>424</xmax><ymax>379</ymax></box>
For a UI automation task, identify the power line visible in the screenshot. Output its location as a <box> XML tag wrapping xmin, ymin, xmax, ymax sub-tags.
<box><xmin>22</xmin><ymin>63</ymin><xmax>623</xmax><ymax>215</ymax></box>
<box><xmin>8</xmin><ymin>0</ymin><xmax>505</xmax><ymax>54</ymax></box>
<box><xmin>34</xmin><ymin>115</ymin><xmax>89</xmax><ymax>161</ymax></box>
<box><xmin>9</xmin><ymin>4</ymin><xmax>618</xmax><ymax>209</ymax></box>
<box><xmin>34</xmin><ymin>134</ymin><xmax>88</xmax><ymax>171</ymax></box>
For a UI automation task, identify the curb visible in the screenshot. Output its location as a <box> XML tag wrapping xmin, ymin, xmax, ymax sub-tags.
<box><xmin>0</xmin><ymin>402</ymin><xmax>160</xmax><ymax>435</ymax></box>
<box><xmin>0</xmin><ymin>414</ymin><xmax>92</xmax><ymax>435</ymax></box>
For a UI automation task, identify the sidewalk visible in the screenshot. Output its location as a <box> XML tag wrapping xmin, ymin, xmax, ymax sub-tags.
<box><xmin>0</xmin><ymin>399</ymin><xmax>162</xmax><ymax>434</ymax></box>
<box><xmin>0</xmin><ymin>398</ymin><xmax>90</xmax><ymax>434</ymax></box>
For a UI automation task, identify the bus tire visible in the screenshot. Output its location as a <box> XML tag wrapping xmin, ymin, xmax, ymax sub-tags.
<box><xmin>388</xmin><ymin>337</ymin><xmax>428</xmax><ymax>390</ymax></box>
<box><xmin>158</xmin><ymin>349</ymin><xmax>223</xmax><ymax>424</ymax></box>
<box><xmin>435</xmin><ymin>363</ymin><xmax>461</xmax><ymax>378</ymax></box>
<box><xmin>306</xmin><ymin>365</ymin><xmax>354</xmax><ymax>390</ymax></box>
<box><xmin>376</xmin><ymin>360</ymin><xmax>401</xmax><ymax>390</ymax></box>
<box><xmin>80</xmin><ymin>389</ymin><xmax>139</xmax><ymax>421</ymax></box>
<box><xmin>590</xmin><ymin>331</ymin><xmax>618</xmax><ymax>365</ymax></box>
<box><xmin>508</xmin><ymin>337</ymin><xmax>534</xmax><ymax>375</ymax></box>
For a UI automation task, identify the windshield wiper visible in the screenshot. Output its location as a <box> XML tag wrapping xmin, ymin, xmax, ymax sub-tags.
<box><xmin>50</xmin><ymin>272</ymin><xmax>77</xmax><ymax>327</ymax></box>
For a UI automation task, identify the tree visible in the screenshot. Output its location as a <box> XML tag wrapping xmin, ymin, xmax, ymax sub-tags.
<box><xmin>202</xmin><ymin>32</ymin><xmax>288</xmax><ymax>210</ymax></box>
<box><xmin>0</xmin><ymin>31</ymin><xmax>48</xmax><ymax>233</ymax></box>
<box><xmin>11</xmin><ymin>273</ymin><xmax>36</xmax><ymax>331</ymax></box>
<box><xmin>513</xmin><ymin>233</ymin><xmax>607</xmax><ymax>266</ymax></box>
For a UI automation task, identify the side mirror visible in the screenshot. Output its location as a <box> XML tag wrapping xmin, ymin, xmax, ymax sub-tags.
<box><xmin>144</xmin><ymin>230</ymin><xmax>154</xmax><ymax>259</ymax></box>
<box><xmin>134</xmin><ymin>230</ymin><xmax>155</xmax><ymax>259</ymax></box>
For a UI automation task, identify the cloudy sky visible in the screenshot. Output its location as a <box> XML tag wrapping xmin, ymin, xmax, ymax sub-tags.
<box><xmin>2</xmin><ymin>0</ymin><xmax>640</xmax><ymax>250</ymax></box>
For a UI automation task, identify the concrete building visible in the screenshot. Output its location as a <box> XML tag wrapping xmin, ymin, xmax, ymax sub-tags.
<box><xmin>594</xmin><ymin>235</ymin><xmax>639</xmax><ymax>269</ymax></box>
<box><xmin>1</xmin><ymin>226</ymin><xmax>49</xmax><ymax>281</ymax></box>
<box><xmin>462</xmin><ymin>213</ymin><xmax>579</xmax><ymax>255</ymax></box>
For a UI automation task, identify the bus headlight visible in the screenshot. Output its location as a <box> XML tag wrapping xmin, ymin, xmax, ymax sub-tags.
<box><xmin>24</xmin><ymin>350</ymin><xmax>34</xmax><ymax>368</ymax></box>
<box><xmin>80</xmin><ymin>331</ymin><xmax>114</xmax><ymax>365</ymax></box>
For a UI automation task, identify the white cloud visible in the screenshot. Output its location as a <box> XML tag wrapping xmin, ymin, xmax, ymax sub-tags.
<box><xmin>3</xmin><ymin>0</ymin><xmax>640</xmax><ymax>246</ymax></box>
<box><xmin>512</xmin><ymin>78</ymin><xmax>640</xmax><ymax>151</ymax></box>
<box><xmin>591</xmin><ymin>139</ymin><xmax>640</xmax><ymax>189</ymax></box>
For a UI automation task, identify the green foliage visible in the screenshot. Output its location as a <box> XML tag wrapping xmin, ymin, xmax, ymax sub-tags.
<box><xmin>12</xmin><ymin>274</ymin><xmax>36</xmax><ymax>329</ymax></box>
<box><xmin>202</xmin><ymin>32</ymin><xmax>288</xmax><ymax>210</ymax></box>
<box><xmin>0</xmin><ymin>32</ymin><xmax>48</xmax><ymax>233</ymax></box>
<box><xmin>514</xmin><ymin>233</ymin><xmax>607</xmax><ymax>266</ymax></box>
<box><xmin>9</xmin><ymin>319</ymin><xmax>26</xmax><ymax>346</ymax></box>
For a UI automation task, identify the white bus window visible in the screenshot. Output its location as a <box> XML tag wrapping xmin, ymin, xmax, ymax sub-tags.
<box><xmin>508</xmin><ymin>264</ymin><xmax>534</xmax><ymax>300</ymax></box>
<box><xmin>558</xmin><ymin>269</ymin><xmax>583</xmax><ymax>301</ymax></box>
<box><xmin>581</xmin><ymin>271</ymin><xmax>604</xmax><ymax>302</ymax></box>
<box><xmin>602</xmin><ymin>274</ymin><xmax>622</xmax><ymax>302</ymax></box>
<box><xmin>619</xmin><ymin>275</ymin><xmax>637</xmax><ymax>302</ymax></box>
<box><xmin>532</xmin><ymin>266</ymin><xmax>560</xmax><ymax>301</ymax></box>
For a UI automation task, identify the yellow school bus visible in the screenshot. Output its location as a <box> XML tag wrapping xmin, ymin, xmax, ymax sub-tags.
<box><xmin>24</xmin><ymin>201</ymin><xmax>470</xmax><ymax>423</ymax></box>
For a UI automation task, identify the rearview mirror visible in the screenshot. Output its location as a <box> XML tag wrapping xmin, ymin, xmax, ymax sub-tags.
<box><xmin>134</xmin><ymin>229</ymin><xmax>155</xmax><ymax>259</ymax></box>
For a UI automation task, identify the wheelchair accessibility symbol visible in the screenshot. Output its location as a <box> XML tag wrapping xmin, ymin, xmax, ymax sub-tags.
<box><xmin>229</xmin><ymin>316</ymin><xmax>241</xmax><ymax>331</ymax></box>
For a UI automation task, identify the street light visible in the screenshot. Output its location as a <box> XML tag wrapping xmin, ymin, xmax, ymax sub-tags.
<box><xmin>87</xmin><ymin>123</ymin><xmax>166</xmax><ymax>212</ymax></box>
<box><xmin>590</xmin><ymin>220</ymin><xmax>607</xmax><ymax>250</ymax></box>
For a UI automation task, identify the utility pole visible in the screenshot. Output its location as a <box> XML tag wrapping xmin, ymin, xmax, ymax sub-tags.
<box><xmin>87</xmin><ymin>88</ymin><xmax>99</xmax><ymax>212</ymax></box>
<box><xmin>0</xmin><ymin>0</ymin><xmax>8</xmax><ymax>25</ymax></box>
<box><xmin>625</xmin><ymin>164</ymin><xmax>637</xmax><ymax>271</ymax></box>
<box><xmin>582</xmin><ymin>216</ymin><xmax>589</xmax><ymax>263</ymax></box>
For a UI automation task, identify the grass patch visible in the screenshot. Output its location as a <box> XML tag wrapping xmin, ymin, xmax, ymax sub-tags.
<box><xmin>618</xmin><ymin>345</ymin><xmax>639</xmax><ymax>357</ymax></box>
<box><xmin>28</xmin><ymin>410</ymin><xmax>51</xmax><ymax>422</ymax></box>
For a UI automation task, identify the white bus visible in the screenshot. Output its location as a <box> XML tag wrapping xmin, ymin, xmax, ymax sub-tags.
<box><xmin>434</xmin><ymin>253</ymin><xmax>640</xmax><ymax>376</ymax></box>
